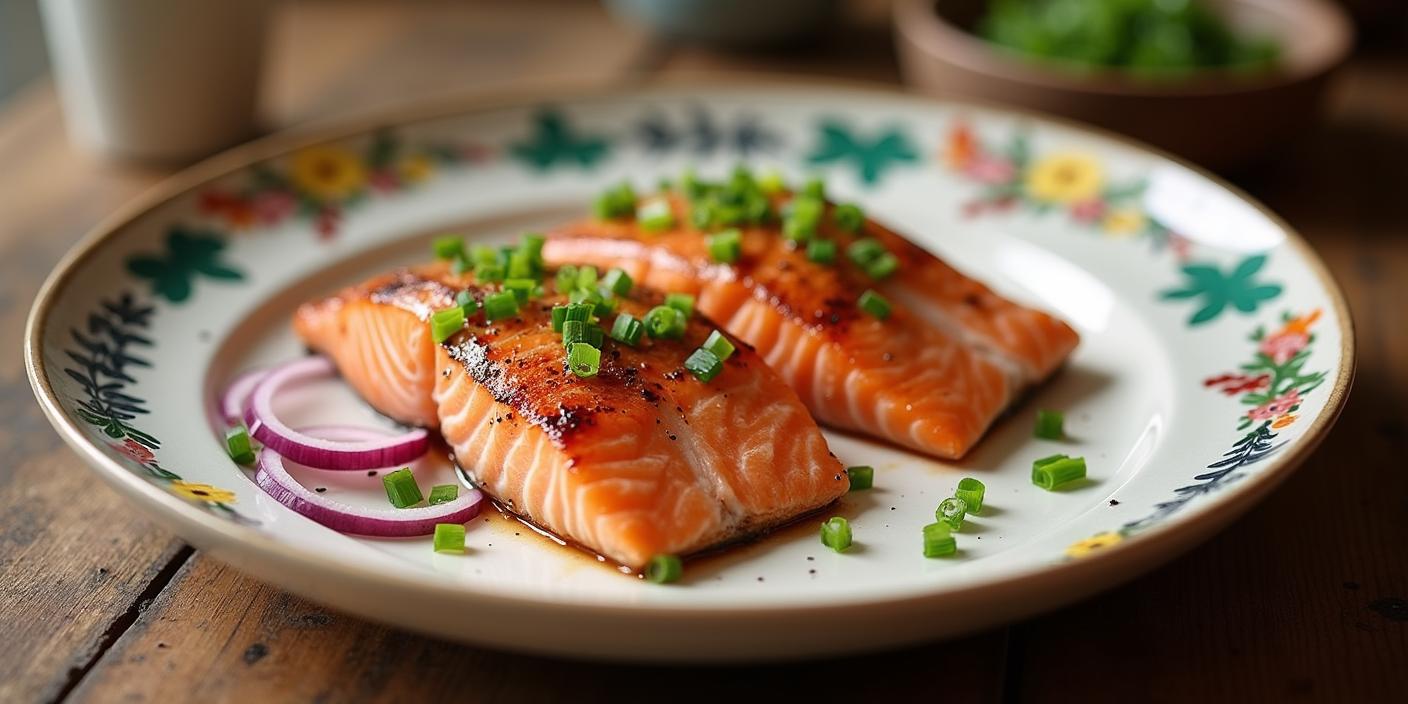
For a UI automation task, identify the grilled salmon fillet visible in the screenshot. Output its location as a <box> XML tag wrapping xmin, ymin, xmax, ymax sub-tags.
<box><xmin>294</xmin><ymin>264</ymin><xmax>847</xmax><ymax>569</ymax></box>
<box><xmin>543</xmin><ymin>192</ymin><xmax>1079</xmax><ymax>459</ymax></box>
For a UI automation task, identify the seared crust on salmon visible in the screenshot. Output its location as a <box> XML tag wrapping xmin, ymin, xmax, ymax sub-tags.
<box><xmin>295</xmin><ymin>264</ymin><xmax>847</xmax><ymax>569</ymax></box>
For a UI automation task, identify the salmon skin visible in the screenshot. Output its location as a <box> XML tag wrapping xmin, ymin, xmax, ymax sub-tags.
<box><xmin>543</xmin><ymin>190</ymin><xmax>1079</xmax><ymax>459</ymax></box>
<box><xmin>295</xmin><ymin>264</ymin><xmax>847</xmax><ymax>569</ymax></box>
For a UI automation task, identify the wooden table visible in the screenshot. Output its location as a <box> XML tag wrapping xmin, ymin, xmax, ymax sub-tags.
<box><xmin>2</xmin><ymin>2</ymin><xmax>1404</xmax><ymax>701</ymax></box>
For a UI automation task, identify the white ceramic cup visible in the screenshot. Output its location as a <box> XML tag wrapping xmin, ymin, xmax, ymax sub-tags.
<box><xmin>39</xmin><ymin>0</ymin><xmax>273</xmax><ymax>163</ymax></box>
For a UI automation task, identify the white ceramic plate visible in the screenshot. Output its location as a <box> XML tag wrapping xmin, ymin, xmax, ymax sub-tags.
<box><xmin>26</xmin><ymin>82</ymin><xmax>1353</xmax><ymax>662</ymax></box>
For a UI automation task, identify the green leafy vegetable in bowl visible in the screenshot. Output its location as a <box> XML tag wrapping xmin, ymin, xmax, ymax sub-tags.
<box><xmin>978</xmin><ymin>0</ymin><xmax>1280</xmax><ymax>76</ymax></box>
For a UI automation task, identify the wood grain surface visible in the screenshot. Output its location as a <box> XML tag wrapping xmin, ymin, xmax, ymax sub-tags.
<box><xmin>1</xmin><ymin>1</ymin><xmax>1403</xmax><ymax>702</ymax></box>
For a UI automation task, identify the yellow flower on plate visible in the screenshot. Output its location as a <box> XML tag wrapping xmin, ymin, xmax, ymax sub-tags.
<box><xmin>1102</xmin><ymin>207</ymin><xmax>1147</xmax><ymax>237</ymax></box>
<box><xmin>1065</xmin><ymin>531</ymin><xmax>1124</xmax><ymax>558</ymax></box>
<box><xmin>397</xmin><ymin>153</ymin><xmax>434</xmax><ymax>184</ymax></box>
<box><xmin>289</xmin><ymin>145</ymin><xmax>367</xmax><ymax>201</ymax></box>
<box><xmin>169</xmin><ymin>480</ymin><xmax>237</xmax><ymax>504</ymax></box>
<box><xmin>1271</xmin><ymin>413</ymin><xmax>1298</xmax><ymax>429</ymax></box>
<box><xmin>1026</xmin><ymin>153</ymin><xmax>1105</xmax><ymax>204</ymax></box>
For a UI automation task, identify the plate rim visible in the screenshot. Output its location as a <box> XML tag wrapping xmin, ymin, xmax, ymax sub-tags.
<box><xmin>25</xmin><ymin>74</ymin><xmax>1356</xmax><ymax>618</ymax></box>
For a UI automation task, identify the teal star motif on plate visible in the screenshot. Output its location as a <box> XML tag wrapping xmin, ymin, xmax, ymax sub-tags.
<box><xmin>805</xmin><ymin>120</ymin><xmax>919</xmax><ymax>186</ymax></box>
<box><xmin>126</xmin><ymin>227</ymin><xmax>244</xmax><ymax>303</ymax></box>
<box><xmin>510</xmin><ymin>108</ymin><xmax>610</xmax><ymax>170</ymax></box>
<box><xmin>1160</xmin><ymin>254</ymin><xmax>1283</xmax><ymax>326</ymax></box>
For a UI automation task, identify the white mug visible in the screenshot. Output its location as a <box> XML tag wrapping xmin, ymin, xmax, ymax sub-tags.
<box><xmin>39</xmin><ymin>0</ymin><xmax>273</xmax><ymax>163</ymax></box>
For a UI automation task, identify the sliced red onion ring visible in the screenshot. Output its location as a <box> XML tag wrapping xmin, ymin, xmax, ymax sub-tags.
<box><xmin>243</xmin><ymin>356</ymin><xmax>429</xmax><ymax>470</ymax></box>
<box><xmin>255</xmin><ymin>441</ymin><xmax>483</xmax><ymax>537</ymax></box>
<box><xmin>219</xmin><ymin>367</ymin><xmax>270</xmax><ymax>425</ymax></box>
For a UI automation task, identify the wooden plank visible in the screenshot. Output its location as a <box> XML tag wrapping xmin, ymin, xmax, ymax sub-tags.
<box><xmin>1014</xmin><ymin>52</ymin><xmax>1408</xmax><ymax>702</ymax></box>
<box><xmin>70</xmin><ymin>555</ymin><xmax>1010</xmax><ymax>703</ymax></box>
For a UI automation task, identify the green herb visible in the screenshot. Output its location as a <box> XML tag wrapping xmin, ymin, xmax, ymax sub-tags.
<box><xmin>225</xmin><ymin>425</ymin><xmax>255</xmax><ymax>465</ymax></box>
<box><xmin>664</xmin><ymin>293</ymin><xmax>695</xmax><ymax>318</ymax></box>
<box><xmin>707</xmin><ymin>228</ymin><xmax>743</xmax><ymax>264</ymax></box>
<box><xmin>428</xmin><ymin>484</ymin><xmax>459</xmax><ymax>506</ymax></box>
<box><xmin>801</xmin><ymin>176</ymin><xmax>826</xmax><ymax>200</ymax></box>
<box><xmin>1034</xmin><ymin>409</ymin><xmax>1065</xmax><ymax>440</ymax></box>
<box><xmin>430</xmin><ymin>306</ymin><xmax>466</xmax><ymax>343</ymax></box>
<box><xmin>936</xmin><ymin>497</ymin><xmax>968</xmax><ymax>531</ymax></box>
<box><xmin>864</xmin><ymin>252</ymin><xmax>899</xmax><ymax>280</ymax></box>
<box><xmin>382</xmin><ymin>468</ymin><xmax>423</xmax><ymax>508</ymax></box>
<box><xmin>594</xmin><ymin>182</ymin><xmax>636</xmax><ymax>219</ymax></box>
<box><xmin>482</xmin><ymin>291</ymin><xmax>519</xmax><ymax>323</ymax></box>
<box><xmin>701</xmin><ymin>330</ymin><xmax>735</xmax><ymax>361</ymax></box>
<box><xmin>555</xmin><ymin>265</ymin><xmax>579</xmax><ymax>293</ymax></box>
<box><xmin>433</xmin><ymin>523</ymin><xmax>466</xmax><ymax>553</ymax></box>
<box><xmin>782</xmin><ymin>197</ymin><xmax>823</xmax><ymax>242</ymax></box>
<box><xmin>432</xmin><ymin>236</ymin><xmax>465</xmax><ymax>261</ymax></box>
<box><xmin>923</xmin><ymin>523</ymin><xmax>957</xmax><ymax>558</ymax></box>
<box><xmin>806</xmin><ymin>239</ymin><xmax>837</xmax><ymax>265</ymax></box>
<box><xmin>847</xmin><ymin>238</ymin><xmax>886</xmax><ymax>267</ymax></box>
<box><xmin>684</xmin><ymin>348</ymin><xmax>723</xmax><ymax>383</ymax></box>
<box><xmin>456</xmin><ymin>290</ymin><xmax>478</xmax><ymax>318</ymax></box>
<box><xmin>567</xmin><ymin>342</ymin><xmax>601</xmax><ymax>378</ymax></box>
<box><xmin>551</xmin><ymin>305</ymin><xmax>569</xmax><ymax>332</ymax></box>
<box><xmin>638</xmin><ymin>198</ymin><xmax>675</xmax><ymax>232</ymax></box>
<box><xmin>1032</xmin><ymin>455</ymin><xmax>1087</xmax><ymax>491</ymax></box>
<box><xmin>503</xmin><ymin>278</ymin><xmax>537</xmax><ymax>304</ymax></box>
<box><xmin>474</xmin><ymin>263</ymin><xmax>505</xmax><ymax>284</ymax></box>
<box><xmin>610</xmin><ymin>313</ymin><xmax>644</xmax><ymax>346</ymax></box>
<box><xmin>846</xmin><ymin>465</ymin><xmax>874</xmax><ymax>491</ymax></box>
<box><xmin>601</xmin><ymin>268</ymin><xmax>633</xmax><ymax>297</ymax></box>
<box><xmin>575</xmin><ymin>265</ymin><xmax>599</xmax><ymax>292</ymax></box>
<box><xmin>955</xmin><ymin>477</ymin><xmax>985</xmax><ymax>514</ymax></box>
<box><xmin>645</xmin><ymin>554</ymin><xmax>683</xmax><ymax>584</ymax></box>
<box><xmin>758</xmin><ymin>170</ymin><xmax>786</xmax><ymax>195</ymax></box>
<box><xmin>858</xmin><ymin>289</ymin><xmax>891</xmax><ymax>320</ymax></box>
<box><xmin>820</xmin><ymin>516</ymin><xmax>852</xmax><ymax>552</ymax></box>
<box><xmin>833</xmin><ymin>203</ymin><xmax>864</xmax><ymax>233</ymax></box>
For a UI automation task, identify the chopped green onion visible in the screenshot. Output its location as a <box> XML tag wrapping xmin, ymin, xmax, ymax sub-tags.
<box><xmin>782</xmin><ymin>197</ymin><xmax>822</xmax><ymax>242</ymax></box>
<box><xmin>382</xmin><ymin>468</ymin><xmax>423</xmax><ymax>508</ymax></box>
<box><xmin>520</xmin><ymin>233</ymin><xmax>546</xmax><ymax>260</ymax></box>
<box><xmin>561</xmin><ymin>319</ymin><xmax>589</xmax><ymax>348</ymax></box>
<box><xmin>847</xmin><ymin>238</ymin><xmax>886</xmax><ymax>267</ymax></box>
<box><xmin>450</xmin><ymin>257</ymin><xmax>470</xmax><ymax>276</ymax></box>
<box><xmin>801</xmin><ymin>176</ymin><xmax>826</xmax><ymax>200</ymax></box>
<box><xmin>555</xmin><ymin>265</ymin><xmax>579</xmax><ymax>293</ymax></box>
<box><xmin>864</xmin><ymin>252</ymin><xmax>899</xmax><ymax>280</ymax></box>
<box><xmin>470</xmin><ymin>244</ymin><xmax>499</xmax><ymax>268</ymax></box>
<box><xmin>820</xmin><ymin>516</ymin><xmax>852</xmax><ymax>552</ymax></box>
<box><xmin>684</xmin><ymin>348</ymin><xmax>723</xmax><ymax>382</ymax></box>
<box><xmin>482</xmin><ymin>291</ymin><xmax>519</xmax><ymax>323</ymax></box>
<box><xmin>433</xmin><ymin>523</ymin><xmax>466</xmax><ymax>553</ymax></box>
<box><xmin>637</xmin><ymin>198</ymin><xmax>675</xmax><ymax>231</ymax></box>
<box><xmin>1033</xmin><ymin>455</ymin><xmax>1087</xmax><ymax>491</ymax></box>
<box><xmin>664</xmin><ymin>292</ymin><xmax>695</xmax><ymax>318</ymax></box>
<box><xmin>645</xmin><ymin>554</ymin><xmax>683</xmax><ymax>584</ymax></box>
<box><xmin>507</xmin><ymin>250</ymin><xmax>536</xmax><ymax>279</ymax></box>
<box><xmin>758</xmin><ymin>170</ymin><xmax>785</xmax><ymax>195</ymax></box>
<box><xmin>432</xmin><ymin>236</ymin><xmax>464</xmax><ymax>261</ymax></box>
<box><xmin>1034</xmin><ymin>409</ymin><xmax>1065</xmax><ymax>440</ymax></box>
<box><xmin>456</xmin><ymin>290</ymin><xmax>479</xmax><ymax>318</ymax></box>
<box><xmin>504</xmin><ymin>278</ymin><xmax>537</xmax><ymax>304</ymax></box>
<box><xmin>644</xmin><ymin>305</ymin><xmax>684</xmax><ymax>340</ymax></box>
<box><xmin>428</xmin><ymin>484</ymin><xmax>459</xmax><ymax>506</ymax></box>
<box><xmin>936</xmin><ymin>497</ymin><xmax>968</xmax><ymax>531</ymax></box>
<box><xmin>551</xmin><ymin>305</ymin><xmax>569</xmax><ymax>332</ymax></box>
<box><xmin>575</xmin><ymin>265</ymin><xmax>599</xmax><ymax>292</ymax></box>
<box><xmin>833</xmin><ymin>203</ymin><xmax>864</xmax><ymax>233</ymax></box>
<box><xmin>701</xmin><ymin>330</ymin><xmax>735</xmax><ymax>361</ymax></box>
<box><xmin>858</xmin><ymin>289</ymin><xmax>891</xmax><ymax>320</ymax></box>
<box><xmin>923</xmin><ymin>522</ymin><xmax>957</xmax><ymax>558</ymax></box>
<box><xmin>569</xmin><ymin>288</ymin><xmax>615</xmax><ymax>317</ymax></box>
<box><xmin>846</xmin><ymin>465</ymin><xmax>874</xmax><ymax>491</ymax></box>
<box><xmin>806</xmin><ymin>239</ymin><xmax>836</xmax><ymax>265</ymax></box>
<box><xmin>955</xmin><ymin>477</ymin><xmax>985</xmax><ymax>514</ymax></box>
<box><xmin>568</xmin><ymin>342</ymin><xmax>601</xmax><ymax>378</ymax></box>
<box><xmin>594</xmin><ymin>182</ymin><xmax>636</xmax><ymax>219</ymax></box>
<box><xmin>429</xmin><ymin>306</ymin><xmax>466</xmax><ymax>343</ymax></box>
<box><xmin>706</xmin><ymin>228</ymin><xmax>742</xmax><ymax>263</ymax></box>
<box><xmin>610</xmin><ymin>313</ymin><xmax>644</xmax><ymax>346</ymax></box>
<box><xmin>1034</xmin><ymin>453</ymin><xmax>1069</xmax><ymax>468</ymax></box>
<box><xmin>601</xmin><ymin>268</ymin><xmax>633</xmax><ymax>297</ymax></box>
<box><xmin>474</xmin><ymin>263</ymin><xmax>505</xmax><ymax>284</ymax></box>
<box><xmin>565</xmin><ymin>302</ymin><xmax>594</xmax><ymax>324</ymax></box>
<box><xmin>225</xmin><ymin>425</ymin><xmax>255</xmax><ymax>465</ymax></box>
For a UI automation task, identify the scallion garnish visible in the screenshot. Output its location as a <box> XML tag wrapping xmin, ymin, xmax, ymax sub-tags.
<box><xmin>955</xmin><ymin>477</ymin><xmax>985</xmax><ymax>514</ymax></box>
<box><xmin>847</xmin><ymin>238</ymin><xmax>886</xmax><ymax>267</ymax></box>
<box><xmin>806</xmin><ymin>239</ymin><xmax>836</xmax><ymax>265</ymax></box>
<box><xmin>470</xmin><ymin>244</ymin><xmax>499</xmax><ymax>267</ymax></box>
<box><xmin>482</xmin><ymin>291</ymin><xmax>519</xmax><ymax>323</ymax></box>
<box><xmin>565</xmin><ymin>302</ymin><xmax>594</xmax><ymax>324</ymax></box>
<box><xmin>567</xmin><ymin>342</ymin><xmax>601</xmax><ymax>378</ymax></box>
<box><xmin>701</xmin><ymin>330</ymin><xmax>735</xmax><ymax>361</ymax></box>
<box><xmin>820</xmin><ymin>516</ymin><xmax>852</xmax><ymax>553</ymax></box>
<box><xmin>801</xmin><ymin>176</ymin><xmax>825</xmax><ymax>200</ymax></box>
<box><xmin>864</xmin><ymin>252</ymin><xmax>899</xmax><ymax>280</ymax></box>
<box><xmin>433</xmin><ymin>523</ymin><xmax>466</xmax><ymax>553</ymax></box>
<box><xmin>664</xmin><ymin>292</ymin><xmax>695</xmax><ymax>318</ymax></box>
<box><xmin>845</xmin><ymin>465</ymin><xmax>873</xmax><ymax>490</ymax></box>
<box><xmin>1034</xmin><ymin>409</ymin><xmax>1065</xmax><ymax>440</ymax></box>
<box><xmin>1032</xmin><ymin>455</ymin><xmax>1087</xmax><ymax>491</ymax></box>
<box><xmin>428</xmin><ymin>484</ymin><xmax>459</xmax><ymax>506</ymax></box>
<box><xmin>551</xmin><ymin>305</ymin><xmax>569</xmax><ymax>332</ymax></box>
<box><xmin>520</xmin><ymin>233</ymin><xmax>546</xmax><ymax>261</ymax></box>
<box><xmin>594</xmin><ymin>182</ymin><xmax>636</xmax><ymax>219</ymax></box>
<box><xmin>706</xmin><ymin>228</ymin><xmax>742</xmax><ymax>264</ymax></box>
<box><xmin>475</xmin><ymin>263</ymin><xmax>505</xmax><ymax>284</ymax></box>
<box><xmin>432</xmin><ymin>236</ymin><xmax>465</xmax><ymax>261</ymax></box>
<box><xmin>507</xmin><ymin>250</ymin><xmax>536</xmax><ymax>279</ymax></box>
<box><xmin>923</xmin><ymin>523</ymin><xmax>957</xmax><ymax>558</ymax></box>
<box><xmin>644</xmin><ymin>305</ymin><xmax>685</xmax><ymax>339</ymax></box>
<box><xmin>684</xmin><ymin>348</ymin><xmax>723</xmax><ymax>382</ymax></box>
<box><xmin>569</xmin><ymin>288</ymin><xmax>615</xmax><ymax>317</ymax></box>
<box><xmin>555</xmin><ymin>265</ymin><xmax>579</xmax><ymax>293</ymax></box>
<box><xmin>637</xmin><ymin>198</ymin><xmax>675</xmax><ymax>232</ymax></box>
<box><xmin>504</xmin><ymin>278</ymin><xmax>537</xmax><ymax>304</ymax></box>
<box><xmin>758</xmin><ymin>170</ymin><xmax>785</xmax><ymax>195</ymax></box>
<box><xmin>382</xmin><ymin>468</ymin><xmax>423</xmax><ymax>508</ymax></box>
<box><xmin>456</xmin><ymin>290</ymin><xmax>479</xmax><ymax>318</ymax></box>
<box><xmin>936</xmin><ymin>497</ymin><xmax>968</xmax><ymax>531</ymax></box>
<box><xmin>782</xmin><ymin>197</ymin><xmax>822</xmax><ymax>242</ymax></box>
<box><xmin>833</xmin><ymin>203</ymin><xmax>864</xmax><ymax>233</ymax></box>
<box><xmin>225</xmin><ymin>425</ymin><xmax>255</xmax><ymax>465</ymax></box>
<box><xmin>610</xmin><ymin>313</ymin><xmax>644</xmax><ymax>346</ymax></box>
<box><xmin>858</xmin><ymin>289</ymin><xmax>891</xmax><ymax>320</ymax></box>
<box><xmin>561</xmin><ymin>319</ymin><xmax>590</xmax><ymax>349</ymax></box>
<box><xmin>601</xmin><ymin>268</ymin><xmax>633</xmax><ymax>297</ymax></box>
<box><xmin>430</xmin><ymin>306</ymin><xmax>466</xmax><ymax>344</ymax></box>
<box><xmin>645</xmin><ymin>554</ymin><xmax>683</xmax><ymax>584</ymax></box>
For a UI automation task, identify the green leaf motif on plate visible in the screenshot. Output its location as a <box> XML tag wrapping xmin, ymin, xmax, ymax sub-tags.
<box><xmin>510</xmin><ymin>108</ymin><xmax>610</xmax><ymax>171</ymax></box>
<box><xmin>125</xmin><ymin>227</ymin><xmax>244</xmax><ymax>303</ymax></box>
<box><xmin>805</xmin><ymin>120</ymin><xmax>919</xmax><ymax>186</ymax></box>
<box><xmin>1160</xmin><ymin>254</ymin><xmax>1283</xmax><ymax>326</ymax></box>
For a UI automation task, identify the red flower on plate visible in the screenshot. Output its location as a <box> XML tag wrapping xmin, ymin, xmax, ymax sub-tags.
<box><xmin>1069</xmin><ymin>198</ymin><xmax>1106</xmax><ymax>224</ymax></box>
<box><xmin>1203</xmin><ymin>373</ymin><xmax>1270</xmax><ymax>396</ymax></box>
<box><xmin>1248</xmin><ymin>389</ymin><xmax>1302</xmax><ymax>421</ymax></box>
<box><xmin>252</xmin><ymin>190</ymin><xmax>297</xmax><ymax>225</ymax></box>
<box><xmin>964</xmin><ymin>155</ymin><xmax>1016</xmax><ymax>185</ymax></box>
<box><xmin>111</xmin><ymin>438</ymin><xmax>155</xmax><ymax>465</ymax></box>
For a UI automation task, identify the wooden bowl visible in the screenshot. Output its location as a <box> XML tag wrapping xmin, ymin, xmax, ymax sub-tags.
<box><xmin>895</xmin><ymin>0</ymin><xmax>1354</xmax><ymax>171</ymax></box>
